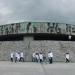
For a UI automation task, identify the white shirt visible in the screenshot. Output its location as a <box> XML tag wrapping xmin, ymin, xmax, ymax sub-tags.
<box><xmin>17</xmin><ymin>53</ymin><xmax>20</xmax><ymax>60</ymax></box>
<box><xmin>48</xmin><ymin>52</ymin><xmax>53</xmax><ymax>58</ymax></box>
<box><xmin>36</xmin><ymin>54</ymin><xmax>39</xmax><ymax>59</ymax></box>
<box><xmin>66</xmin><ymin>54</ymin><xmax>69</xmax><ymax>59</ymax></box>
<box><xmin>15</xmin><ymin>53</ymin><xmax>18</xmax><ymax>57</ymax></box>
<box><xmin>39</xmin><ymin>54</ymin><xmax>43</xmax><ymax>60</ymax></box>
<box><xmin>32</xmin><ymin>53</ymin><xmax>35</xmax><ymax>58</ymax></box>
<box><xmin>10</xmin><ymin>53</ymin><xmax>14</xmax><ymax>58</ymax></box>
<box><xmin>20</xmin><ymin>52</ymin><xmax>24</xmax><ymax>57</ymax></box>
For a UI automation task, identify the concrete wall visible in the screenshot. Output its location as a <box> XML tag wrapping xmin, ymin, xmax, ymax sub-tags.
<box><xmin>0</xmin><ymin>36</ymin><xmax>75</xmax><ymax>62</ymax></box>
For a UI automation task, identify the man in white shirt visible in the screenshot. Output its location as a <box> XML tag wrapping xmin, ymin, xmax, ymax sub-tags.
<box><xmin>20</xmin><ymin>52</ymin><xmax>24</xmax><ymax>62</ymax></box>
<box><xmin>10</xmin><ymin>52</ymin><xmax>14</xmax><ymax>62</ymax></box>
<box><xmin>39</xmin><ymin>53</ymin><xmax>43</xmax><ymax>63</ymax></box>
<box><xmin>66</xmin><ymin>53</ymin><xmax>70</xmax><ymax>63</ymax></box>
<box><xmin>48</xmin><ymin>51</ymin><xmax>53</xmax><ymax>64</ymax></box>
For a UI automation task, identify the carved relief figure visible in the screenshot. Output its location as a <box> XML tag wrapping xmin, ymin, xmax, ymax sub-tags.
<box><xmin>26</xmin><ymin>22</ymin><xmax>31</xmax><ymax>33</ymax></box>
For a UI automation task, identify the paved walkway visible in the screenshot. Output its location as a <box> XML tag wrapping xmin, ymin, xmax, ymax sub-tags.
<box><xmin>0</xmin><ymin>61</ymin><xmax>75</xmax><ymax>75</ymax></box>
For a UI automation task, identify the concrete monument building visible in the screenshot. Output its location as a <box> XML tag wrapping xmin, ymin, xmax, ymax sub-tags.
<box><xmin>0</xmin><ymin>22</ymin><xmax>75</xmax><ymax>61</ymax></box>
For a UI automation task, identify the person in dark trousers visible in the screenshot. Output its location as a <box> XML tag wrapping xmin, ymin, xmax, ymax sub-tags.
<box><xmin>10</xmin><ymin>52</ymin><xmax>14</xmax><ymax>62</ymax></box>
<box><xmin>48</xmin><ymin>51</ymin><xmax>53</xmax><ymax>64</ymax></box>
<box><xmin>39</xmin><ymin>52</ymin><xmax>43</xmax><ymax>63</ymax></box>
<box><xmin>20</xmin><ymin>52</ymin><xmax>24</xmax><ymax>62</ymax></box>
<box><xmin>65</xmin><ymin>53</ymin><xmax>70</xmax><ymax>63</ymax></box>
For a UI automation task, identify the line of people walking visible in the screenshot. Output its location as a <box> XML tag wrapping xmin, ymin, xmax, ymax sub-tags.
<box><xmin>32</xmin><ymin>51</ymin><xmax>70</xmax><ymax>64</ymax></box>
<box><xmin>10</xmin><ymin>50</ymin><xmax>70</xmax><ymax>63</ymax></box>
<box><xmin>10</xmin><ymin>51</ymin><xmax>24</xmax><ymax>62</ymax></box>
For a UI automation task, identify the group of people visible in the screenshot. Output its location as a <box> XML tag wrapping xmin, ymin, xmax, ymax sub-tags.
<box><xmin>10</xmin><ymin>50</ymin><xmax>70</xmax><ymax>63</ymax></box>
<box><xmin>10</xmin><ymin>51</ymin><xmax>24</xmax><ymax>62</ymax></box>
<box><xmin>32</xmin><ymin>51</ymin><xmax>53</xmax><ymax>64</ymax></box>
<box><xmin>32</xmin><ymin>51</ymin><xmax>70</xmax><ymax>64</ymax></box>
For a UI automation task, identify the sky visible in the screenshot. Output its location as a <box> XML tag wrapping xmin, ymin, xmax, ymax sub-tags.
<box><xmin>0</xmin><ymin>0</ymin><xmax>75</xmax><ymax>25</ymax></box>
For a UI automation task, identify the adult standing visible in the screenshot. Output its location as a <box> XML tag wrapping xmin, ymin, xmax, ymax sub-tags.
<box><xmin>65</xmin><ymin>53</ymin><xmax>70</xmax><ymax>63</ymax></box>
<box><xmin>39</xmin><ymin>52</ymin><xmax>43</xmax><ymax>63</ymax></box>
<box><xmin>48</xmin><ymin>51</ymin><xmax>53</xmax><ymax>64</ymax></box>
<box><xmin>10</xmin><ymin>52</ymin><xmax>14</xmax><ymax>62</ymax></box>
<box><xmin>20</xmin><ymin>52</ymin><xmax>24</xmax><ymax>62</ymax></box>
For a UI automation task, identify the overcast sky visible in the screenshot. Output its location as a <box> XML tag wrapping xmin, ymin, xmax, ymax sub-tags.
<box><xmin>0</xmin><ymin>0</ymin><xmax>75</xmax><ymax>25</ymax></box>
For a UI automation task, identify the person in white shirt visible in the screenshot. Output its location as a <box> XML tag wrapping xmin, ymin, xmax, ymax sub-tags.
<box><xmin>65</xmin><ymin>53</ymin><xmax>70</xmax><ymax>63</ymax></box>
<box><xmin>35</xmin><ymin>53</ymin><xmax>39</xmax><ymax>62</ymax></box>
<box><xmin>10</xmin><ymin>52</ymin><xmax>14</xmax><ymax>62</ymax></box>
<box><xmin>48</xmin><ymin>51</ymin><xmax>53</xmax><ymax>64</ymax></box>
<box><xmin>32</xmin><ymin>52</ymin><xmax>36</xmax><ymax>62</ymax></box>
<box><xmin>20</xmin><ymin>52</ymin><xmax>24</xmax><ymax>62</ymax></box>
<box><xmin>39</xmin><ymin>53</ymin><xmax>43</xmax><ymax>63</ymax></box>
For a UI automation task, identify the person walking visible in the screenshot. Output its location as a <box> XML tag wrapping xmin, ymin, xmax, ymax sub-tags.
<box><xmin>20</xmin><ymin>52</ymin><xmax>24</xmax><ymax>62</ymax></box>
<box><xmin>48</xmin><ymin>51</ymin><xmax>53</xmax><ymax>64</ymax></box>
<box><xmin>39</xmin><ymin>52</ymin><xmax>43</xmax><ymax>63</ymax></box>
<box><xmin>65</xmin><ymin>53</ymin><xmax>70</xmax><ymax>63</ymax></box>
<box><xmin>10</xmin><ymin>52</ymin><xmax>14</xmax><ymax>62</ymax></box>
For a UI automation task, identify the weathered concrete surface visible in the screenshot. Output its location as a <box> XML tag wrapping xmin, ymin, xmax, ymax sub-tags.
<box><xmin>0</xmin><ymin>62</ymin><xmax>75</xmax><ymax>75</ymax></box>
<box><xmin>0</xmin><ymin>36</ymin><xmax>75</xmax><ymax>61</ymax></box>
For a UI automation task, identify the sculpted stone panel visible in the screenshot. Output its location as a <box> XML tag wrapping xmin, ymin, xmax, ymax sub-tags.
<box><xmin>0</xmin><ymin>22</ymin><xmax>75</xmax><ymax>35</ymax></box>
